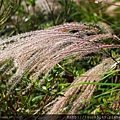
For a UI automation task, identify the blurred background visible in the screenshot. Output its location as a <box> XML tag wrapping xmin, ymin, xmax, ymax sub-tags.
<box><xmin>0</xmin><ymin>0</ymin><xmax>120</xmax><ymax>38</ymax></box>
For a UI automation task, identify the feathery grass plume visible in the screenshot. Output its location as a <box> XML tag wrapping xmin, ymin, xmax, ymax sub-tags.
<box><xmin>41</xmin><ymin>58</ymin><xmax>119</xmax><ymax>120</ymax></box>
<box><xmin>0</xmin><ymin>22</ymin><xmax>120</xmax><ymax>96</ymax></box>
<box><xmin>43</xmin><ymin>57</ymin><xmax>119</xmax><ymax>117</ymax></box>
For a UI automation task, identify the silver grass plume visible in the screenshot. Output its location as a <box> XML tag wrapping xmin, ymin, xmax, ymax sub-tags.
<box><xmin>0</xmin><ymin>22</ymin><xmax>120</xmax><ymax>96</ymax></box>
<box><xmin>42</xmin><ymin>58</ymin><xmax>119</xmax><ymax>119</ymax></box>
<box><xmin>41</xmin><ymin>59</ymin><xmax>120</xmax><ymax>115</ymax></box>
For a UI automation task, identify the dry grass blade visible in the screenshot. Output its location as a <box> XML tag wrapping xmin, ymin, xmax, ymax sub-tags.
<box><xmin>0</xmin><ymin>22</ymin><xmax>119</xmax><ymax>97</ymax></box>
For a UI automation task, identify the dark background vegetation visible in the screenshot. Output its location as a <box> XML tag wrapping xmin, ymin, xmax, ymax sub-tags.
<box><xmin>0</xmin><ymin>0</ymin><xmax>120</xmax><ymax>117</ymax></box>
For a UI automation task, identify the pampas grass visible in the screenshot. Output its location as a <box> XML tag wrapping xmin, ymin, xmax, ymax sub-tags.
<box><xmin>0</xmin><ymin>22</ymin><xmax>120</xmax><ymax>114</ymax></box>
